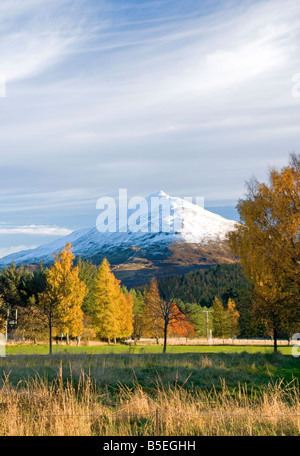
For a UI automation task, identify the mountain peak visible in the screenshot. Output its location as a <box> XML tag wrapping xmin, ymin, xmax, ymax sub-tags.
<box><xmin>147</xmin><ymin>190</ymin><xmax>170</xmax><ymax>199</ymax></box>
<box><xmin>0</xmin><ymin>191</ymin><xmax>238</xmax><ymax>269</ymax></box>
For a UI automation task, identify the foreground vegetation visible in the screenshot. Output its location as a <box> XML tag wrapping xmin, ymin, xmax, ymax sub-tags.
<box><xmin>0</xmin><ymin>352</ymin><xmax>299</xmax><ymax>435</ymax></box>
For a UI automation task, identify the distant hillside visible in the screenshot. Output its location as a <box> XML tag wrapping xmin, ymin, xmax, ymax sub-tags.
<box><xmin>158</xmin><ymin>263</ymin><xmax>251</xmax><ymax>307</ymax></box>
<box><xmin>0</xmin><ymin>191</ymin><xmax>239</xmax><ymax>287</ymax></box>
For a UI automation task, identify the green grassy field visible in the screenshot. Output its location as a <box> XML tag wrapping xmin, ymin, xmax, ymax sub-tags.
<box><xmin>1</xmin><ymin>348</ymin><xmax>299</xmax><ymax>390</ymax></box>
<box><xmin>0</xmin><ymin>346</ymin><xmax>299</xmax><ymax>435</ymax></box>
<box><xmin>4</xmin><ymin>343</ymin><xmax>294</xmax><ymax>356</ymax></box>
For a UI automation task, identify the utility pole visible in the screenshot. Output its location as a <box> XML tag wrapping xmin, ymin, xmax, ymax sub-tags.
<box><xmin>202</xmin><ymin>310</ymin><xmax>212</xmax><ymax>341</ymax></box>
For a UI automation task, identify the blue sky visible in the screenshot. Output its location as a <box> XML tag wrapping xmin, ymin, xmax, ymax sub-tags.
<box><xmin>0</xmin><ymin>0</ymin><xmax>300</xmax><ymax>257</ymax></box>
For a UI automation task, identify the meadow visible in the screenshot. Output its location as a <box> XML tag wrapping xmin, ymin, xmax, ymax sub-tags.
<box><xmin>0</xmin><ymin>348</ymin><xmax>299</xmax><ymax>436</ymax></box>
<box><xmin>4</xmin><ymin>343</ymin><xmax>294</xmax><ymax>356</ymax></box>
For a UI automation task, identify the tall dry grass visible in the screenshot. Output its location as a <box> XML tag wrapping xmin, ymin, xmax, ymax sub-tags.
<box><xmin>0</xmin><ymin>367</ymin><xmax>299</xmax><ymax>436</ymax></box>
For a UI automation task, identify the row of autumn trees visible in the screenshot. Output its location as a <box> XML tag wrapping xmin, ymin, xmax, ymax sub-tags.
<box><xmin>0</xmin><ymin>243</ymin><xmax>241</xmax><ymax>353</ymax></box>
<box><xmin>20</xmin><ymin>246</ymin><xmax>135</xmax><ymax>354</ymax></box>
<box><xmin>0</xmin><ymin>246</ymin><xmax>134</xmax><ymax>353</ymax></box>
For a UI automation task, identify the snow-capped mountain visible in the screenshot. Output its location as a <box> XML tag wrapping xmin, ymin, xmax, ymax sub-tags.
<box><xmin>0</xmin><ymin>191</ymin><xmax>238</xmax><ymax>284</ymax></box>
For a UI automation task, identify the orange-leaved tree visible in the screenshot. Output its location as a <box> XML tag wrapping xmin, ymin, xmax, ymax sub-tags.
<box><xmin>168</xmin><ymin>304</ymin><xmax>195</xmax><ymax>340</ymax></box>
<box><xmin>143</xmin><ymin>277</ymin><xmax>193</xmax><ymax>353</ymax></box>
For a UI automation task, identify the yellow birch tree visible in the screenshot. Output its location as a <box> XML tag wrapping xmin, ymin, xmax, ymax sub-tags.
<box><xmin>39</xmin><ymin>243</ymin><xmax>87</xmax><ymax>351</ymax></box>
<box><xmin>118</xmin><ymin>291</ymin><xmax>134</xmax><ymax>339</ymax></box>
<box><xmin>227</xmin><ymin>154</ymin><xmax>300</xmax><ymax>350</ymax></box>
<box><xmin>226</xmin><ymin>298</ymin><xmax>240</xmax><ymax>338</ymax></box>
<box><xmin>92</xmin><ymin>258</ymin><xmax>127</xmax><ymax>342</ymax></box>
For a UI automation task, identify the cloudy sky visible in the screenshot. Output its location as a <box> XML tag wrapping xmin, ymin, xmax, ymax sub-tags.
<box><xmin>0</xmin><ymin>0</ymin><xmax>300</xmax><ymax>257</ymax></box>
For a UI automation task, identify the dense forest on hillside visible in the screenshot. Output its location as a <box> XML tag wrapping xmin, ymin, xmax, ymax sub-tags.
<box><xmin>158</xmin><ymin>264</ymin><xmax>266</xmax><ymax>338</ymax></box>
<box><xmin>158</xmin><ymin>263</ymin><xmax>250</xmax><ymax>306</ymax></box>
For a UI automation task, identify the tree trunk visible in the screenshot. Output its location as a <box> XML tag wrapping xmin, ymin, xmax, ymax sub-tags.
<box><xmin>49</xmin><ymin>303</ymin><xmax>52</xmax><ymax>356</ymax></box>
<box><xmin>273</xmin><ymin>328</ymin><xmax>278</xmax><ymax>352</ymax></box>
<box><xmin>163</xmin><ymin>323</ymin><xmax>168</xmax><ymax>354</ymax></box>
<box><xmin>113</xmin><ymin>337</ymin><xmax>116</xmax><ymax>344</ymax></box>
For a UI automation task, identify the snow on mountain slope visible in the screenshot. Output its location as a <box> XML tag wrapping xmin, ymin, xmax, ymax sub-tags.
<box><xmin>0</xmin><ymin>191</ymin><xmax>238</xmax><ymax>266</ymax></box>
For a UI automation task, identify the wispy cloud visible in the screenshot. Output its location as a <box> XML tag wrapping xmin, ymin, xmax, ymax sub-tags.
<box><xmin>0</xmin><ymin>224</ymin><xmax>73</xmax><ymax>236</ymax></box>
<box><xmin>0</xmin><ymin>0</ymin><xmax>106</xmax><ymax>82</ymax></box>
<box><xmin>0</xmin><ymin>189</ymin><xmax>98</xmax><ymax>214</ymax></box>
<box><xmin>2</xmin><ymin>0</ymin><xmax>298</xmax><ymax>145</ymax></box>
<box><xmin>0</xmin><ymin>245</ymin><xmax>38</xmax><ymax>259</ymax></box>
<box><xmin>0</xmin><ymin>0</ymin><xmax>300</xmax><ymax>237</ymax></box>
